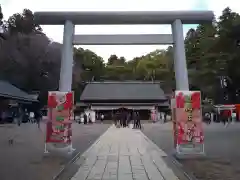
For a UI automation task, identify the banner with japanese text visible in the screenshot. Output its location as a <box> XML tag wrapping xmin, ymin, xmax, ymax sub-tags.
<box><xmin>175</xmin><ymin>91</ymin><xmax>204</xmax><ymax>155</ymax></box>
<box><xmin>46</xmin><ymin>91</ymin><xmax>74</xmax><ymax>144</ymax></box>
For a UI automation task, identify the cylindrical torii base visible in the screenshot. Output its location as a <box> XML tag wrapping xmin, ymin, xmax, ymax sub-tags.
<box><xmin>59</xmin><ymin>20</ymin><xmax>75</xmax><ymax>92</ymax></box>
<box><xmin>171</xmin><ymin>19</ymin><xmax>189</xmax><ymax>90</ymax></box>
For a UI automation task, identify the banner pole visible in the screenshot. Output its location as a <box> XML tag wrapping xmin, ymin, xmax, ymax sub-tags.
<box><xmin>44</xmin><ymin>143</ymin><xmax>49</xmax><ymax>154</ymax></box>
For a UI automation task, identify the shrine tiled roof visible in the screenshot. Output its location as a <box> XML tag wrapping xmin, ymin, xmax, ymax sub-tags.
<box><xmin>80</xmin><ymin>81</ymin><xmax>167</xmax><ymax>101</ymax></box>
<box><xmin>0</xmin><ymin>80</ymin><xmax>37</xmax><ymax>102</ymax></box>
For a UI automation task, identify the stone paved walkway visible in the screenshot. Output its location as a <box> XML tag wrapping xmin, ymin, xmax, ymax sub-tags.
<box><xmin>71</xmin><ymin>126</ymin><xmax>179</xmax><ymax>180</ymax></box>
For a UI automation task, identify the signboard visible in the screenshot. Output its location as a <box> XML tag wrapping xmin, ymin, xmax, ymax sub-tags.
<box><xmin>174</xmin><ymin>91</ymin><xmax>204</xmax><ymax>155</ymax></box>
<box><xmin>46</xmin><ymin>91</ymin><xmax>74</xmax><ymax>145</ymax></box>
<box><xmin>151</xmin><ymin>108</ymin><xmax>157</xmax><ymax>122</ymax></box>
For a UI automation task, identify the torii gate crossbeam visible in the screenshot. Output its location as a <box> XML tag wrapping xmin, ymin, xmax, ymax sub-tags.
<box><xmin>73</xmin><ymin>34</ymin><xmax>173</xmax><ymax>45</ymax></box>
<box><xmin>34</xmin><ymin>11</ymin><xmax>214</xmax><ymax>91</ymax></box>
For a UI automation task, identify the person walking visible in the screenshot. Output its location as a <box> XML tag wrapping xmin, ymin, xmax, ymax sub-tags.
<box><xmin>88</xmin><ymin>113</ymin><xmax>92</xmax><ymax>124</ymax></box>
<box><xmin>83</xmin><ymin>113</ymin><xmax>87</xmax><ymax>124</ymax></box>
<box><xmin>114</xmin><ymin>112</ymin><xmax>119</xmax><ymax>128</ymax></box>
<box><xmin>127</xmin><ymin>113</ymin><xmax>131</xmax><ymax>127</ymax></box>
<box><xmin>123</xmin><ymin>110</ymin><xmax>128</xmax><ymax>128</ymax></box>
<box><xmin>100</xmin><ymin>113</ymin><xmax>104</xmax><ymax>123</ymax></box>
<box><xmin>221</xmin><ymin>110</ymin><xmax>228</xmax><ymax>127</ymax></box>
<box><xmin>35</xmin><ymin>110</ymin><xmax>42</xmax><ymax>129</ymax></box>
<box><xmin>164</xmin><ymin>113</ymin><xmax>167</xmax><ymax>123</ymax></box>
<box><xmin>29</xmin><ymin>112</ymin><xmax>35</xmax><ymax>123</ymax></box>
<box><xmin>204</xmin><ymin>112</ymin><xmax>211</xmax><ymax>124</ymax></box>
<box><xmin>232</xmin><ymin>110</ymin><xmax>236</xmax><ymax>123</ymax></box>
<box><xmin>136</xmin><ymin>112</ymin><xmax>141</xmax><ymax>129</ymax></box>
<box><xmin>80</xmin><ymin>113</ymin><xmax>84</xmax><ymax>124</ymax></box>
<box><xmin>17</xmin><ymin>106</ymin><xmax>23</xmax><ymax>126</ymax></box>
<box><xmin>120</xmin><ymin>111</ymin><xmax>123</xmax><ymax>127</ymax></box>
<box><xmin>113</xmin><ymin>113</ymin><xmax>117</xmax><ymax>126</ymax></box>
<box><xmin>133</xmin><ymin>111</ymin><xmax>137</xmax><ymax>129</ymax></box>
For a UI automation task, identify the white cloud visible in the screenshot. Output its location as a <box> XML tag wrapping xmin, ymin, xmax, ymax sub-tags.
<box><xmin>1</xmin><ymin>0</ymin><xmax>240</xmax><ymax>60</ymax></box>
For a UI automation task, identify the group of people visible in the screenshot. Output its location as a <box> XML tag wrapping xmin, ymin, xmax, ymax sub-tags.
<box><xmin>79</xmin><ymin>113</ymin><xmax>104</xmax><ymax>124</ymax></box>
<box><xmin>0</xmin><ymin>105</ymin><xmax>42</xmax><ymax>128</ymax></box>
<box><xmin>203</xmin><ymin>109</ymin><xmax>237</xmax><ymax>127</ymax></box>
<box><xmin>114</xmin><ymin>110</ymin><xmax>142</xmax><ymax>129</ymax></box>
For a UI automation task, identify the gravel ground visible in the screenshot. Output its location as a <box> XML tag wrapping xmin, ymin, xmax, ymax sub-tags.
<box><xmin>142</xmin><ymin>122</ymin><xmax>240</xmax><ymax>180</ymax></box>
<box><xmin>0</xmin><ymin>122</ymin><xmax>110</xmax><ymax>180</ymax></box>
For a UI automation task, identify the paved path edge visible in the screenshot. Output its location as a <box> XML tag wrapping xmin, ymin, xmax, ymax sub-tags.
<box><xmin>52</xmin><ymin>125</ymin><xmax>112</xmax><ymax>180</ymax></box>
<box><xmin>170</xmin><ymin>155</ymin><xmax>199</xmax><ymax>180</ymax></box>
<box><xmin>140</xmin><ymin>130</ymin><xmax>198</xmax><ymax>180</ymax></box>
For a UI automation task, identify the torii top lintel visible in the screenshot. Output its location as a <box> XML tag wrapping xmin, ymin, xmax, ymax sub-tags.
<box><xmin>34</xmin><ymin>11</ymin><xmax>214</xmax><ymax>25</ymax></box>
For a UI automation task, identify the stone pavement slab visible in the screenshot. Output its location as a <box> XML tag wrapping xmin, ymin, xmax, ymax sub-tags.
<box><xmin>71</xmin><ymin>126</ymin><xmax>180</xmax><ymax>180</ymax></box>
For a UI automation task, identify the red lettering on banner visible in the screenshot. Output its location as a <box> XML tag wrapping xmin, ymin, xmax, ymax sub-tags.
<box><xmin>191</xmin><ymin>92</ymin><xmax>201</xmax><ymax>109</ymax></box>
<box><xmin>176</xmin><ymin>92</ymin><xmax>185</xmax><ymax>108</ymax></box>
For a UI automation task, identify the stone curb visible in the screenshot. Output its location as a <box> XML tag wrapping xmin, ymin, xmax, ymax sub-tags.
<box><xmin>168</xmin><ymin>154</ymin><xmax>199</xmax><ymax>180</ymax></box>
<box><xmin>139</xmin><ymin>130</ymin><xmax>198</xmax><ymax>180</ymax></box>
<box><xmin>52</xmin><ymin>125</ymin><xmax>112</xmax><ymax>180</ymax></box>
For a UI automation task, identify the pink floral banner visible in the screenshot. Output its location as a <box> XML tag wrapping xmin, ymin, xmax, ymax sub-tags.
<box><xmin>174</xmin><ymin>91</ymin><xmax>204</xmax><ymax>155</ymax></box>
<box><xmin>46</xmin><ymin>91</ymin><xmax>74</xmax><ymax>144</ymax></box>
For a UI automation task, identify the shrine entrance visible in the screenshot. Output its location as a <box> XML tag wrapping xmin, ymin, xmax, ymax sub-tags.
<box><xmin>34</xmin><ymin>10</ymin><xmax>214</xmax><ymax>156</ymax></box>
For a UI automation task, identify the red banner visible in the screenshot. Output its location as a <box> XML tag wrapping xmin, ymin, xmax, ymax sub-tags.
<box><xmin>46</xmin><ymin>92</ymin><xmax>74</xmax><ymax>143</ymax></box>
<box><xmin>174</xmin><ymin>91</ymin><xmax>204</xmax><ymax>154</ymax></box>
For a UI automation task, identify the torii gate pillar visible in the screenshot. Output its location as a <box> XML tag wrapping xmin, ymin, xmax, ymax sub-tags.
<box><xmin>59</xmin><ymin>20</ymin><xmax>75</xmax><ymax>92</ymax></box>
<box><xmin>172</xmin><ymin>19</ymin><xmax>189</xmax><ymax>90</ymax></box>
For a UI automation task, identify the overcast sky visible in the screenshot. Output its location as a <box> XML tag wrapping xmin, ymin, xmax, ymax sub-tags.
<box><xmin>1</xmin><ymin>0</ymin><xmax>240</xmax><ymax>60</ymax></box>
